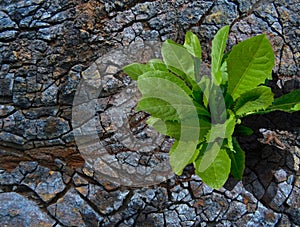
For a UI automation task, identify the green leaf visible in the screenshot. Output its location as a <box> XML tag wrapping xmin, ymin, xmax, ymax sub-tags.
<box><xmin>188</xmin><ymin>143</ymin><xmax>202</xmax><ymax>164</ymax></box>
<box><xmin>266</xmin><ymin>88</ymin><xmax>300</xmax><ymax>113</ymax></box>
<box><xmin>225</xmin><ymin>92</ymin><xmax>234</xmax><ymax>110</ymax></box>
<box><xmin>195</xmin><ymin>149</ymin><xmax>231</xmax><ymax>189</ymax></box>
<box><xmin>196</xmin><ymin>141</ymin><xmax>221</xmax><ymax>172</ymax></box>
<box><xmin>146</xmin><ymin>117</ymin><xmax>181</xmax><ymax>139</ymax></box>
<box><xmin>227</xmin><ymin>138</ymin><xmax>245</xmax><ymax>180</ymax></box>
<box><xmin>225</xmin><ymin>111</ymin><xmax>236</xmax><ymax>150</ymax></box>
<box><xmin>208</xmin><ymin>83</ymin><xmax>227</xmax><ymax>124</ymax></box>
<box><xmin>138</xmin><ymin>71</ymin><xmax>210</xmax><ymax>118</ymax></box>
<box><xmin>141</xmin><ymin>70</ymin><xmax>193</xmax><ymax>96</ymax></box>
<box><xmin>146</xmin><ymin>117</ymin><xmax>211</xmax><ymax>142</ymax></box>
<box><xmin>184</xmin><ymin>31</ymin><xmax>202</xmax><ymax>59</ymax></box>
<box><xmin>139</xmin><ymin>70</ymin><xmax>193</xmax><ymax>97</ymax></box>
<box><xmin>198</xmin><ymin>75</ymin><xmax>211</xmax><ymax>108</ymax></box>
<box><xmin>220</xmin><ymin>61</ymin><xmax>228</xmax><ymax>84</ymax></box>
<box><xmin>199</xmin><ymin>112</ymin><xmax>236</xmax><ymax>172</ymax></box>
<box><xmin>206</xmin><ymin>111</ymin><xmax>236</xmax><ymax>143</ymax></box>
<box><xmin>197</xmin><ymin>118</ymin><xmax>212</xmax><ymax>142</ymax></box>
<box><xmin>148</xmin><ymin>59</ymin><xmax>168</xmax><ymax>71</ymax></box>
<box><xmin>211</xmin><ymin>25</ymin><xmax>230</xmax><ymax>85</ymax></box>
<box><xmin>189</xmin><ymin>101</ymin><xmax>211</xmax><ymax>118</ymax></box>
<box><xmin>234</xmin><ymin>86</ymin><xmax>274</xmax><ymax>116</ymax></box>
<box><xmin>170</xmin><ymin>139</ymin><xmax>199</xmax><ymax>175</ymax></box>
<box><xmin>227</xmin><ymin>34</ymin><xmax>275</xmax><ymax>100</ymax></box>
<box><xmin>166</xmin><ymin>65</ymin><xmax>202</xmax><ymax>100</ymax></box>
<box><xmin>292</xmin><ymin>104</ymin><xmax>300</xmax><ymax>111</ymax></box>
<box><xmin>121</xmin><ymin>27</ymin><xmax>290</xmax><ymax>190</ymax></box>
<box><xmin>167</xmin><ymin>65</ymin><xmax>194</xmax><ymax>89</ymax></box>
<box><xmin>162</xmin><ymin>40</ymin><xmax>195</xmax><ymax>80</ymax></box>
<box><xmin>138</xmin><ymin>70</ymin><xmax>212</xmax><ymax>175</ymax></box>
<box><xmin>122</xmin><ymin>63</ymin><xmax>151</xmax><ymax>80</ymax></box>
<box><xmin>137</xmin><ymin>75</ymin><xmax>201</xmax><ymax>143</ymax></box>
<box><xmin>137</xmin><ymin>97</ymin><xmax>179</xmax><ymax>121</ymax></box>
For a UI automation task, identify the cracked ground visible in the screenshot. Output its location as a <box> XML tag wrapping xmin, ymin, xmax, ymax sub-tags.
<box><xmin>0</xmin><ymin>0</ymin><xmax>299</xmax><ymax>226</ymax></box>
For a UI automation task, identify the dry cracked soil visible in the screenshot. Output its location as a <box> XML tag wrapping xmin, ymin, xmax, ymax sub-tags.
<box><xmin>0</xmin><ymin>0</ymin><xmax>300</xmax><ymax>226</ymax></box>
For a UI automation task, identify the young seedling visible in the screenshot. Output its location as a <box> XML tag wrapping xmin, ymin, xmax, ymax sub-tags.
<box><xmin>123</xmin><ymin>25</ymin><xmax>300</xmax><ymax>189</ymax></box>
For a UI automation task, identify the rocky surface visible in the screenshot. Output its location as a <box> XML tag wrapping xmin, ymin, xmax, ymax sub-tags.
<box><xmin>0</xmin><ymin>0</ymin><xmax>299</xmax><ymax>226</ymax></box>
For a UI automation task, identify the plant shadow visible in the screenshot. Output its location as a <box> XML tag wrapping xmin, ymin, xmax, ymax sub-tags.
<box><xmin>225</xmin><ymin>111</ymin><xmax>300</xmax><ymax>224</ymax></box>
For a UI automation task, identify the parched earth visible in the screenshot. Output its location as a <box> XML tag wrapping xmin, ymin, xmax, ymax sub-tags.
<box><xmin>0</xmin><ymin>0</ymin><xmax>300</xmax><ymax>226</ymax></box>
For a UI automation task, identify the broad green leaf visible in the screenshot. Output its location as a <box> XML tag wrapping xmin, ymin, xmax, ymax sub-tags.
<box><xmin>162</xmin><ymin>40</ymin><xmax>195</xmax><ymax>80</ymax></box>
<box><xmin>137</xmin><ymin>97</ymin><xmax>179</xmax><ymax>121</ymax></box>
<box><xmin>147</xmin><ymin>116</ymin><xmax>211</xmax><ymax>142</ymax></box>
<box><xmin>148</xmin><ymin>59</ymin><xmax>168</xmax><ymax>71</ymax></box>
<box><xmin>170</xmin><ymin>140</ymin><xmax>200</xmax><ymax>175</ymax></box>
<box><xmin>146</xmin><ymin>117</ymin><xmax>181</xmax><ymax>139</ymax></box>
<box><xmin>138</xmin><ymin>71</ymin><xmax>210</xmax><ymax>117</ymax></box>
<box><xmin>147</xmin><ymin>117</ymin><xmax>208</xmax><ymax>141</ymax></box>
<box><xmin>227</xmin><ymin>138</ymin><xmax>245</xmax><ymax>180</ymax></box>
<box><xmin>266</xmin><ymin>88</ymin><xmax>300</xmax><ymax>113</ymax></box>
<box><xmin>146</xmin><ymin>116</ymin><xmax>165</xmax><ymax>130</ymax></box>
<box><xmin>234</xmin><ymin>86</ymin><xmax>274</xmax><ymax>116</ymax></box>
<box><xmin>211</xmin><ymin>25</ymin><xmax>230</xmax><ymax>85</ymax></box>
<box><xmin>184</xmin><ymin>31</ymin><xmax>202</xmax><ymax>59</ymax></box>
<box><xmin>122</xmin><ymin>63</ymin><xmax>151</xmax><ymax>80</ymax></box>
<box><xmin>137</xmin><ymin>74</ymin><xmax>210</xmax><ymax>175</ymax></box>
<box><xmin>195</xmin><ymin>149</ymin><xmax>231</xmax><ymax>189</ymax></box>
<box><xmin>227</xmin><ymin>34</ymin><xmax>274</xmax><ymax>100</ymax></box>
<box><xmin>139</xmin><ymin>70</ymin><xmax>193</xmax><ymax>96</ymax></box>
<box><xmin>196</xmin><ymin>141</ymin><xmax>221</xmax><ymax>172</ymax></box>
<box><xmin>137</xmin><ymin>75</ymin><xmax>201</xmax><ymax>142</ymax></box>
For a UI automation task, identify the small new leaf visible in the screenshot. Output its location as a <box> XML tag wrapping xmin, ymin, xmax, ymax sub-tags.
<box><xmin>211</xmin><ymin>25</ymin><xmax>230</xmax><ymax>85</ymax></box>
<box><xmin>184</xmin><ymin>31</ymin><xmax>202</xmax><ymax>59</ymax></box>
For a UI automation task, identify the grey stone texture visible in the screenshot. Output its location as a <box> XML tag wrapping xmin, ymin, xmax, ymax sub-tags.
<box><xmin>0</xmin><ymin>192</ymin><xmax>56</xmax><ymax>226</ymax></box>
<box><xmin>0</xmin><ymin>0</ymin><xmax>300</xmax><ymax>226</ymax></box>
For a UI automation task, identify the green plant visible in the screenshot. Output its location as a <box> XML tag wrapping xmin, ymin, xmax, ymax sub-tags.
<box><xmin>123</xmin><ymin>25</ymin><xmax>300</xmax><ymax>189</ymax></box>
